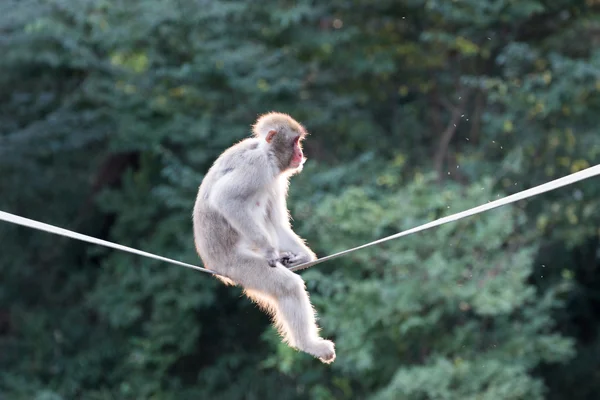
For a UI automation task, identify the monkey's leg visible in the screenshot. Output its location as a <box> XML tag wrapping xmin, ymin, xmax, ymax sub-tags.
<box><xmin>273</xmin><ymin>278</ymin><xmax>336</xmax><ymax>364</ymax></box>
<box><xmin>228</xmin><ymin>257</ymin><xmax>336</xmax><ymax>363</ymax></box>
<box><xmin>244</xmin><ymin>288</ymin><xmax>294</xmax><ymax>347</ymax></box>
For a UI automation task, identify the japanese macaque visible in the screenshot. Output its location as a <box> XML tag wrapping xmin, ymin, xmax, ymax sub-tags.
<box><xmin>192</xmin><ymin>112</ymin><xmax>335</xmax><ymax>363</ymax></box>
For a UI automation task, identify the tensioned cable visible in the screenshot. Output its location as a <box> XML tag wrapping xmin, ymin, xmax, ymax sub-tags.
<box><xmin>289</xmin><ymin>164</ymin><xmax>600</xmax><ymax>272</ymax></box>
<box><xmin>0</xmin><ymin>164</ymin><xmax>599</xmax><ymax>276</ymax></box>
<box><xmin>0</xmin><ymin>210</ymin><xmax>224</xmax><ymax>277</ymax></box>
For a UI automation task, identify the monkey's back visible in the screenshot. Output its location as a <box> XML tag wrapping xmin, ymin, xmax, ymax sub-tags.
<box><xmin>193</xmin><ymin>204</ymin><xmax>238</xmax><ymax>271</ymax></box>
<box><xmin>192</xmin><ymin>138</ymin><xmax>265</xmax><ymax>271</ymax></box>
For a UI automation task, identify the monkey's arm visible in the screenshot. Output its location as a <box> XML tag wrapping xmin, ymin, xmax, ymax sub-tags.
<box><xmin>271</xmin><ymin>195</ymin><xmax>317</xmax><ymax>266</ymax></box>
<box><xmin>209</xmin><ymin>176</ymin><xmax>280</xmax><ymax>265</ymax></box>
<box><xmin>278</xmin><ymin>229</ymin><xmax>317</xmax><ymax>267</ymax></box>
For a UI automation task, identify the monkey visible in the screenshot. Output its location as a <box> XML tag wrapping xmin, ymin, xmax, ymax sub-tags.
<box><xmin>192</xmin><ymin>112</ymin><xmax>336</xmax><ymax>364</ymax></box>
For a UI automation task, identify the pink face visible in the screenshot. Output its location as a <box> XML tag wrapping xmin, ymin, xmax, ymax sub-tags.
<box><xmin>265</xmin><ymin>129</ymin><xmax>306</xmax><ymax>170</ymax></box>
<box><xmin>289</xmin><ymin>136</ymin><xmax>305</xmax><ymax>169</ymax></box>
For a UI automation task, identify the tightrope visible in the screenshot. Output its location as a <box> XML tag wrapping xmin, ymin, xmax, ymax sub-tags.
<box><xmin>1</xmin><ymin>164</ymin><xmax>599</xmax><ymax>276</ymax></box>
<box><xmin>0</xmin><ymin>210</ymin><xmax>223</xmax><ymax>277</ymax></box>
<box><xmin>289</xmin><ymin>164</ymin><xmax>600</xmax><ymax>271</ymax></box>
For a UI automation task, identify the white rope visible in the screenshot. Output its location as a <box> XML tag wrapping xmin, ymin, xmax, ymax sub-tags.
<box><xmin>289</xmin><ymin>164</ymin><xmax>600</xmax><ymax>271</ymax></box>
<box><xmin>0</xmin><ymin>210</ymin><xmax>223</xmax><ymax>277</ymax></box>
<box><xmin>1</xmin><ymin>164</ymin><xmax>598</xmax><ymax>275</ymax></box>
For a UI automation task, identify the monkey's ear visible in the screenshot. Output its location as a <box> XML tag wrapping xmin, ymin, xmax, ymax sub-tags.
<box><xmin>265</xmin><ymin>129</ymin><xmax>277</xmax><ymax>143</ymax></box>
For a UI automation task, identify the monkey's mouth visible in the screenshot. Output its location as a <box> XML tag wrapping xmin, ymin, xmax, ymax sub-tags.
<box><xmin>289</xmin><ymin>156</ymin><xmax>306</xmax><ymax>169</ymax></box>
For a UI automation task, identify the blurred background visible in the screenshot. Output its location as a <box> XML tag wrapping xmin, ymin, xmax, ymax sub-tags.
<box><xmin>1</xmin><ymin>0</ymin><xmax>600</xmax><ymax>399</ymax></box>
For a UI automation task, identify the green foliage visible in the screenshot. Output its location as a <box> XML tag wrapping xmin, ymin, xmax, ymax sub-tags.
<box><xmin>0</xmin><ymin>0</ymin><xmax>599</xmax><ymax>398</ymax></box>
<box><xmin>291</xmin><ymin>173</ymin><xmax>575</xmax><ymax>399</ymax></box>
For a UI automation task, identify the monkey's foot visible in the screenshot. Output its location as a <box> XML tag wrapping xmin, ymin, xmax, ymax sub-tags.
<box><xmin>305</xmin><ymin>339</ymin><xmax>336</xmax><ymax>364</ymax></box>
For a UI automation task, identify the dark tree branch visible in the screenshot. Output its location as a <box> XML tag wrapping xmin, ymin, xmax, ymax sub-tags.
<box><xmin>434</xmin><ymin>89</ymin><xmax>471</xmax><ymax>182</ymax></box>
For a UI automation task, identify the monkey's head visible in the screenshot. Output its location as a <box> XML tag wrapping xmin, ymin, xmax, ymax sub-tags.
<box><xmin>253</xmin><ymin>112</ymin><xmax>308</xmax><ymax>173</ymax></box>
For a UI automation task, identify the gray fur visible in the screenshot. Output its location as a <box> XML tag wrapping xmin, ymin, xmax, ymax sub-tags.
<box><xmin>192</xmin><ymin>113</ymin><xmax>336</xmax><ymax>363</ymax></box>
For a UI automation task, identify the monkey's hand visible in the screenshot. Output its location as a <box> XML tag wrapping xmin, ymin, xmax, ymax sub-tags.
<box><xmin>278</xmin><ymin>251</ymin><xmax>295</xmax><ymax>266</ymax></box>
<box><xmin>279</xmin><ymin>251</ymin><xmax>311</xmax><ymax>268</ymax></box>
<box><xmin>264</xmin><ymin>248</ymin><xmax>281</xmax><ymax>268</ymax></box>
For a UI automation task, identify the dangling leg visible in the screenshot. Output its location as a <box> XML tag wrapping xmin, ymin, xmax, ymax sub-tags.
<box><xmin>224</xmin><ymin>256</ymin><xmax>335</xmax><ymax>363</ymax></box>
<box><xmin>244</xmin><ymin>288</ymin><xmax>292</xmax><ymax>340</ymax></box>
<box><xmin>272</xmin><ymin>278</ymin><xmax>336</xmax><ymax>363</ymax></box>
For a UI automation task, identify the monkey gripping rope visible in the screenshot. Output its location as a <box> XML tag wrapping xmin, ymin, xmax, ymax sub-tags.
<box><xmin>1</xmin><ymin>164</ymin><xmax>599</xmax><ymax>276</ymax></box>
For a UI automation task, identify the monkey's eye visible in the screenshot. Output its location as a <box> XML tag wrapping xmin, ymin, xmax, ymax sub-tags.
<box><xmin>293</xmin><ymin>136</ymin><xmax>300</xmax><ymax>145</ymax></box>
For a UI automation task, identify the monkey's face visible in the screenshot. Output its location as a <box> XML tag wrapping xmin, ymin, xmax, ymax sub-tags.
<box><xmin>267</xmin><ymin>128</ymin><xmax>306</xmax><ymax>172</ymax></box>
<box><xmin>288</xmin><ymin>135</ymin><xmax>305</xmax><ymax>169</ymax></box>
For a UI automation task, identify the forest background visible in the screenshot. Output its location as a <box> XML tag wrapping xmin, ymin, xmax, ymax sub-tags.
<box><xmin>1</xmin><ymin>0</ymin><xmax>600</xmax><ymax>399</ymax></box>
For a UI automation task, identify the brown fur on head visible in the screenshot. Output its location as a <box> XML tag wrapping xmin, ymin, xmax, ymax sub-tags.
<box><xmin>252</xmin><ymin>112</ymin><xmax>308</xmax><ymax>140</ymax></box>
<box><xmin>252</xmin><ymin>112</ymin><xmax>308</xmax><ymax>173</ymax></box>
